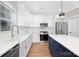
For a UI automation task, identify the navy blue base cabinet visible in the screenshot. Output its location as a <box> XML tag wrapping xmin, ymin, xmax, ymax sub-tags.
<box><xmin>48</xmin><ymin>36</ymin><xmax>78</xmax><ymax>57</ymax></box>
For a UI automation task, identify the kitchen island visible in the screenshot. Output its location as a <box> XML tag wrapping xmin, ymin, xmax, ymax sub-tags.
<box><xmin>48</xmin><ymin>34</ymin><xmax>79</xmax><ymax>57</ymax></box>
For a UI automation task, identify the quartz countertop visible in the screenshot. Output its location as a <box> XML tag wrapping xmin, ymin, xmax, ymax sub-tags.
<box><xmin>49</xmin><ymin>34</ymin><xmax>79</xmax><ymax>56</ymax></box>
<box><xmin>0</xmin><ymin>33</ymin><xmax>32</xmax><ymax>56</ymax></box>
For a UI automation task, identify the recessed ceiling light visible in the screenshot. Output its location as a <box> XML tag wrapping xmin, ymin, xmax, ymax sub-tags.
<box><xmin>40</xmin><ymin>8</ymin><xmax>44</xmax><ymax>9</ymax></box>
<box><xmin>34</xmin><ymin>7</ymin><xmax>38</xmax><ymax>10</ymax></box>
<box><xmin>40</xmin><ymin>8</ymin><xmax>47</xmax><ymax>10</ymax></box>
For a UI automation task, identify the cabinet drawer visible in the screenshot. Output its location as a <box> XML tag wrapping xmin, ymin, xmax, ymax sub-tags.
<box><xmin>20</xmin><ymin>34</ymin><xmax>33</xmax><ymax>57</ymax></box>
<box><xmin>21</xmin><ymin>35</ymin><xmax>32</xmax><ymax>47</ymax></box>
<box><xmin>25</xmin><ymin>39</ymin><xmax>32</xmax><ymax>56</ymax></box>
<box><xmin>24</xmin><ymin>35</ymin><xmax>32</xmax><ymax>46</ymax></box>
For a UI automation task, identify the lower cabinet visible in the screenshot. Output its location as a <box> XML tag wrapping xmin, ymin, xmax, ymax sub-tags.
<box><xmin>1</xmin><ymin>44</ymin><xmax>19</xmax><ymax>57</ymax></box>
<box><xmin>48</xmin><ymin>36</ymin><xmax>77</xmax><ymax>57</ymax></box>
<box><xmin>19</xmin><ymin>34</ymin><xmax>32</xmax><ymax>57</ymax></box>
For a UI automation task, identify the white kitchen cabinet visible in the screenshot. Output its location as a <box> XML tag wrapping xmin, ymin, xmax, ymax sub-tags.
<box><xmin>25</xmin><ymin>15</ymin><xmax>55</xmax><ymax>27</ymax></box>
<box><xmin>17</xmin><ymin>4</ymin><xmax>26</xmax><ymax>26</ymax></box>
<box><xmin>33</xmin><ymin>32</ymin><xmax>40</xmax><ymax>43</ymax></box>
<box><xmin>11</xmin><ymin>12</ymin><xmax>16</xmax><ymax>25</ymax></box>
<box><xmin>19</xmin><ymin>34</ymin><xmax>32</xmax><ymax>57</ymax></box>
<box><xmin>27</xmin><ymin>15</ymin><xmax>40</xmax><ymax>27</ymax></box>
<box><xmin>68</xmin><ymin>17</ymin><xmax>79</xmax><ymax>37</ymax></box>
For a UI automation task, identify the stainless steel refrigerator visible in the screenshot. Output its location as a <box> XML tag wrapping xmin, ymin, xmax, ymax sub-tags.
<box><xmin>55</xmin><ymin>22</ymin><xmax>68</xmax><ymax>35</ymax></box>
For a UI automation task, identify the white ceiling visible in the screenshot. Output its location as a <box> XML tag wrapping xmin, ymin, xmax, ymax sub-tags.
<box><xmin>62</xmin><ymin>1</ymin><xmax>75</xmax><ymax>13</ymax></box>
<box><xmin>24</xmin><ymin>1</ymin><xmax>61</xmax><ymax>15</ymax></box>
<box><xmin>22</xmin><ymin>1</ymin><xmax>77</xmax><ymax>15</ymax></box>
<box><xmin>8</xmin><ymin>1</ymin><xmax>79</xmax><ymax>16</ymax></box>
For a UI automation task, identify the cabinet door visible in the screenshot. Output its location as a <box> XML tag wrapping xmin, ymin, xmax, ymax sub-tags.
<box><xmin>20</xmin><ymin>42</ymin><xmax>26</xmax><ymax>57</ymax></box>
<box><xmin>48</xmin><ymin>36</ymin><xmax>77</xmax><ymax>57</ymax></box>
<box><xmin>33</xmin><ymin>32</ymin><xmax>40</xmax><ymax>43</ymax></box>
<box><xmin>17</xmin><ymin>4</ymin><xmax>25</xmax><ymax>26</ymax></box>
<box><xmin>48</xmin><ymin>36</ymin><xmax>55</xmax><ymax>56</ymax></box>
<box><xmin>25</xmin><ymin>35</ymin><xmax>32</xmax><ymax>56</ymax></box>
<box><xmin>68</xmin><ymin>19</ymin><xmax>78</xmax><ymax>37</ymax></box>
<box><xmin>0</xmin><ymin>2</ymin><xmax>11</xmax><ymax>31</ymax></box>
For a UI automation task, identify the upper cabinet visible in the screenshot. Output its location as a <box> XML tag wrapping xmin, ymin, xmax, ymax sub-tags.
<box><xmin>17</xmin><ymin>4</ymin><xmax>27</xmax><ymax>26</ymax></box>
<box><xmin>24</xmin><ymin>14</ymin><xmax>55</xmax><ymax>27</ymax></box>
<box><xmin>0</xmin><ymin>2</ymin><xmax>11</xmax><ymax>31</ymax></box>
<box><xmin>0</xmin><ymin>2</ymin><xmax>17</xmax><ymax>31</ymax></box>
<box><xmin>0</xmin><ymin>4</ymin><xmax>11</xmax><ymax>21</ymax></box>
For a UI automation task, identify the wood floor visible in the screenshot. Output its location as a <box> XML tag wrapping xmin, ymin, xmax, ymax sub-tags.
<box><xmin>27</xmin><ymin>42</ymin><xmax>51</xmax><ymax>57</ymax></box>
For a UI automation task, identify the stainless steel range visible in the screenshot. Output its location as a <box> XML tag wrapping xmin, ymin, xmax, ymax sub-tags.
<box><xmin>40</xmin><ymin>23</ymin><xmax>48</xmax><ymax>41</ymax></box>
<box><xmin>40</xmin><ymin>31</ymin><xmax>48</xmax><ymax>41</ymax></box>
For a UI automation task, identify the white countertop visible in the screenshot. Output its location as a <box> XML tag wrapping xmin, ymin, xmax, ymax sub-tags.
<box><xmin>49</xmin><ymin>34</ymin><xmax>79</xmax><ymax>56</ymax></box>
<box><xmin>0</xmin><ymin>39</ymin><xmax>19</xmax><ymax>56</ymax></box>
<box><xmin>0</xmin><ymin>33</ymin><xmax>32</xmax><ymax>56</ymax></box>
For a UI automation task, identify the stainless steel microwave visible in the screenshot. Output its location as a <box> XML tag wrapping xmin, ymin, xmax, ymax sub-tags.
<box><xmin>40</xmin><ymin>23</ymin><xmax>48</xmax><ymax>27</ymax></box>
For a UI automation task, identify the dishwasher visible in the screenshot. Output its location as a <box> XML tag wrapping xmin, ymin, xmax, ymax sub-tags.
<box><xmin>1</xmin><ymin>44</ymin><xmax>19</xmax><ymax>57</ymax></box>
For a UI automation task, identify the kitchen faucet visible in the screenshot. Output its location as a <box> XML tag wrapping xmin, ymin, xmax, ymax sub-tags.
<box><xmin>11</xmin><ymin>25</ymin><xmax>19</xmax><ymax>38</ymax></box>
